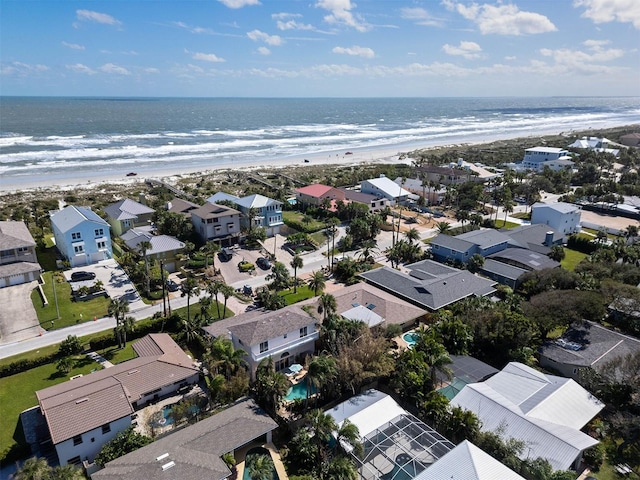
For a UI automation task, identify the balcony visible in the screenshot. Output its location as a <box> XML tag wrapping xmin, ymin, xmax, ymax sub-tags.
<box><xmin>252</xmin><ymin>331</ymin><xmax>318</xmax><ymax>363</ymax></box>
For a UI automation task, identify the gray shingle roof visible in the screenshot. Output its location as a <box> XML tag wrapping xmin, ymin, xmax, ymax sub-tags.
<box><xmin>488</xmin><ymin>248</ymin><xmax>559</xmax><ymax>271</ymax></box>
<box><xmin>481</xmin><ymin>259</ymin><xmax>527</xmax><ymax>281</ymax></box>
<box><xmin>190</xmin><ymin>202</ymin><xmax>240</xmax><ymax>219</ymax></box>
<box><xmin>539</xmin><ymin>320</ymin><xmax>640</xmax><ymax>369</ymax></box>
<box><xmin>206</xmin><ymin>192</ymin><xmax>241</xmax><ymax>204</ymax></box>
<box><xmin>359</xmin><ymin>261</ymin><xmax>496</xmax><ymax>311</ymax></box>
<box><xmin>457</xmin><ymin>229</ymin><xmax>511</xmax><ymax>249</ymax></box>
<box><xmin>104</xmin><ymin>199</ymin><xmax>155</xmax><ymax>221</ymax></box>
<box><xmin>0</xmin><ymin>221</ymin><xmax>36</xmax><ymax>248</ymax></box>
<box><xmin>429</xmin><ymin>234</ymin><xmax>475</xmax><ymax>252</ymax></box>
<box><xmin>50</xmin><ymin>206</ymin><xmax>109</xmax><ymax>233</ymax></box>
<box><xmin>166</xmin><ymin>198</ymin><xmax>199</xmax><ymax>216</ymax></box>
<box><xmin>504</xmin><ymin>224</ymin><xmax>561</xmax><ymax>253</ymax></box>
<box><xmin>93</xmin><ymin>398</ymin><xmax>277</xmax><ymax>480</ymax></box>
<box><xmin>0</xmin><ymin>261</ymin><xmax>42</xmax><ymax>277</ymax></box>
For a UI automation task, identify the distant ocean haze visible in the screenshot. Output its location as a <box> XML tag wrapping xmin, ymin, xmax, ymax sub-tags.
<box><xmin>1</xmin><ymin>96</ymin><xmax>639</xmax><ymax>183</ymax></box>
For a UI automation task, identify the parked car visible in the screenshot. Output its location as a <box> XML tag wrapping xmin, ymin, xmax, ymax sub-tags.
<box><xmin>256</xmin><ymin>257</ymin><xmax>271</xmax><ymax>270</ymax></box>
<box><xmin>219</xmin><ymin>247</ymin><xmax>233</xmax><ymax>262</ymax></box>
<box><xmin>70</xmin><ymin>271</ymin><xmax>96</xmax><ymax>282</ymax></box>
<box><xmin>166</xmin><ymin>279</ymin><xmax>180</xmax><ymax>292</ymax></box>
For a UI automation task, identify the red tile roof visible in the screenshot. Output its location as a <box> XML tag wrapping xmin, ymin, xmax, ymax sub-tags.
<box><xmin>295</xmin><ymin>184</ymin><xmax>335</xmax><ymax>198</ymax></box>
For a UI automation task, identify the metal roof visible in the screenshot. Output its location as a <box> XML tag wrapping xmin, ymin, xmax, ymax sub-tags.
<box><xmin>50</xmin><ymin>206</ymin><xmax>109</xmax><ymax>233</ymax></box>
<box><xmin>487</xmin><ymin>248</ymin><xmax>559</xmax><ymax>271</ymax></box>
<box><xmin>206</xmin><ymin>191</ymin><xmax>241</xmax><ymax>204</ymax></box>
<box><xmin>121</xmin><ymin>229</ymin><xmax>185</xmax><ymax>255</ymax></box>
<box><xmin>531</xmin><ymin>201</ymin><xmax>580</xmax><ymax>214</ymax></box>
<box><xmin>362</xmin><ymin>177</ymin><xmax>411</xmax><ymax>197</ymax></box>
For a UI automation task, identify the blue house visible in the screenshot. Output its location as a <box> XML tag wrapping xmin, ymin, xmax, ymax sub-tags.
<box><xmin>50</xmin><ymin>206</ymin><xmax>112</xmax><ymax>267</ymax></box>
<box><xmin>207</xmin><ymin>192</ymin><xmax>284</xmax><ymax>237</ymax></box>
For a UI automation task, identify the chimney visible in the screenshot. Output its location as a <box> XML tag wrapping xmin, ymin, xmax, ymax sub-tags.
<box><xmin>139</xmin><ymin>193</ymin><xmax>147</xmax><ymax>205</ymax></box>
<box><xmin>166</xmin><ymin>201</ymin><xmax>172</xmax><ymax>211</ymax></box>
<box><xmin>544</xmin><ymin>231</ymin><xmax>554</xmax><ymax>246</ymax></box>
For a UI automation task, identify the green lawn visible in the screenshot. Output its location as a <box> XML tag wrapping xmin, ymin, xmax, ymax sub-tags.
<box><xmin>511</xmin><ymin>212</ymin><xmax>531</xmax><ymax>220</ymax></box>
<box><xmin>96</xmin><ymin>343</ymin><xmax>138</xmax><ymax>364</ymax></box>
<box><xmin>36</xmin><ymin>244</ymin><xmax>59</xmax><ymax>272</ymax></box>
<box><xmin>170</xmin><ymin>299</ymin><xmax>234</xmax><ymax>322</ymax></box>
<box><xmin>494</xmin><ymin>219</ymin><xmax>520</xmax><ymax>229</ymax></box>
<box><xmin>0</xmin><ymin>355</ymin><xmax>103</xmax><ymax>462</ymax></box>
<box><xmin>282</xmin><ymin>211</ymin><xmax>326</xmax><ymax>233</ymax></box>
<box><xmin>561</xmin><ymin>248</ymin><xmax>588</xmax><ymax>271</ymax></box>
<box><xmin>278</xmin><ymin>285</ymin><xmax>316</xmax><ymax>305</ymax></box>
<box><xmin>31</xmin><ymin>272</ymin><xmax>110</xmax><ymax>330</ymax></box>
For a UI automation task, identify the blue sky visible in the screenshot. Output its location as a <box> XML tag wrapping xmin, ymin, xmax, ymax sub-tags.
<box><xmin>1</xmin><ymin>0</ymin><xmax>639</xmax><ymax>97</ymax></box>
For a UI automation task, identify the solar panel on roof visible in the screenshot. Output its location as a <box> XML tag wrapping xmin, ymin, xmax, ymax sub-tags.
<box><xmin>367</xmin><ymin>304</ymin><xmax>376</xmax><ymax>310</ymax></box>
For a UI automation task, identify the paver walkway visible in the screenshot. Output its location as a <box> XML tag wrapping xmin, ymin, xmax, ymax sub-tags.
<box><xmin>86</xmin><ymin>350</ymin><xmax>114</xmax><ymax>368</ymax></box>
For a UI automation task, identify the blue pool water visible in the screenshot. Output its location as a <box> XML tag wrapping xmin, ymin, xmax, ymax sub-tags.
<box><xmin>243</xmin><ymin>447</ymin><xmax>279</xmax><ymax>480</ymax></box>
<box><xmin>152</xmin><ymin>403</ymin><xmax>199</xmax><ymax>427</ymax></box>
<box><xmin>403</xmin><ymin>332</ymin><xmax>420</xmax><ymax>348</ymax></box>
<box><xmin>284</xmin><ymin>378</ymin><xmax>317</xmax><ymax>401</ymax></box>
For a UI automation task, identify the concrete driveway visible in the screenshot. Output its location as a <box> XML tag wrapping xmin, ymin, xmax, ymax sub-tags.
<box><xmin>0</xmin><ymin>281</ymin><xmax>41</xmax><ymax>344</ymax></box>
<box><xmin>64</xmin><ymin>259</ymin><xmax>146</xmax><ymax>311</ymax></box>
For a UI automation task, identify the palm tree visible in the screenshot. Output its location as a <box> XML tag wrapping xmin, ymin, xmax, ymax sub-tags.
<box><xmin>404</xmin><ymin>227</ymin><xmax>420</xmax><ymax>244</ymax></box>
<box><xmin>326</xmin><ymin>217</ymin><xmax>340</xmax><ymax>268</ymax></box>
<box><xmin>306</xmin><ymin>354</ymin><xmax>336</xmax><ymax>407</ymax></box>
<box><xmin>12</xmin><ymin>457</ymin><xmax>50</xmax><ymax>480</ymax></box>
<box><xmin>49</xmin><ymin>465</ymin><xmax>85</xmax><ymax>480</ymax></box>
<box><xmin>415</xmin><ymin>333</ymin><xmax>453</xmax><ymax>389</ymax></box>
<box><xmin>436</xmin><ymin>221</ymin><xmax>451</xmax><ymax>234</ymax></box>
<box><xmin>108</xmin><ymin>297</ymin><xmax>130</xmax><ymax>348</ymax></box>
<box><xmin>318</xmin><ymin>293</ymin><xmax>337</xmax><ymax>321</ymax></box>
<box><xmin>357</xmin><ymin>239</ymin><xmax>378</xmax><ymax>264</ymax></box>
<box><xmin>137</xmin><ymin>240</ymin><xmax>153</xmax><ymax>297</ymax></box>
<box><xmin>335</xmin><ymin>418</ymin><xmax>363</xmax><ymax>458</ymax></box>
<box><xmin>290</xmin><ymin>254</ymin><xmax>303</xmax><ymax>293</ymax></box>
<box><xmin>181</xmin><ymin>277</ymin><xmax>200</xmax><ymax>324</ymax></box>
<box><xmin>253</xmin><ymin>357</ymin><xmax>289</xmax><ymax>414</ymax></box>
<box><xmin>220</xmin><ymin>283</ymin><xmax>235</xmax><ymax>318</ymax></box>
<box><xmin>205</xmin><ymin>337</ymin><xmax>247</xmax><ymax>380</ymax></box>
<box><xmin>322</xmin><ymin>455</ymin><xmax>358</xmax><ymax>480</ymax></box>
<box><xmin>307</xmin><ymin>270</ymin><xmax>326</xmax><ymax>296</ymax></box>
<box><xmin>201</xmin><ymin>240</ymin><xmax>221</xmax><ymax>273</ymax></box>
<box><xmin>305</xmin><ymin>409</ymin><xmax>338</xmax><ymax>464</ymax></box>
<box><xmin>120</xmin><ymin>315</ymin><xmax>136</xmax><ymax>347</ymax></box>
<box><xmin>246</xmin><ymin>453</ymin><xmax>275</xmax><ymax>480</ymax></box>
<box><xmin>207</xmin><ymin>280</ymin><xmax>222</xmax><ymax>319</ymax></box>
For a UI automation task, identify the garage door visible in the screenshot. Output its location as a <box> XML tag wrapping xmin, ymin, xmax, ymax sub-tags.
<box><xmin>9</xmin><ymin>274</ymin><xmax>26</xmax><ymax>286</ymax></box>
<box><xmin>0</xmin><ymin>277</ymin><xmax>7</xmax><ymax>288</ymax></box>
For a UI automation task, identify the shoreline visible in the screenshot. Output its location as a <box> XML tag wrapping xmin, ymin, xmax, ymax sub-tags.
<box><xmin>1</xmin><ymin>122</ymin><xmax>637</xmax><ymax>195</ymax></box>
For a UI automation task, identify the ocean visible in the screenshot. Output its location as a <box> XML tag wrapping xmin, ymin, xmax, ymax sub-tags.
<box><xmin>1</xmin><ymin>96</ymin><xmax>639</xmax><ymax>188</ymax></box>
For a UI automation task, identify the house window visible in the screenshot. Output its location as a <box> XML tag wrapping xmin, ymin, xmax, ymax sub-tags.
<box><xmin>213</xmin><ymin>218</ymin><xmax>219</xmax><ymax>223</ymax></box>
<box><xmin>101</xmin><ymin>424</ymin><xmax>111</xmax><ymax>434</ymax></box>
<box><xmin>74</xmin><ymin>245</ymin><xmax>84</xmax><ymax>253</ymax></box>
<box><xmin>300</xmin><ymin>326</ymin><xmax>308</xmax><ymax>338</ymax></box>
<box><xmin>71</xmin><ymin>232</ymin><xmax>82</xmax><ymax>240</ymax></box>
<box><xmin>73</xmin><ymin>435</ymin><xmax>83</xmax><ymax>446</ymax></box>
<box><xmin>96</xmin><ymin>241</ymin><xmax>106</xmax><ymax>250</ymax></box>
<box><xmin>94</xmin><ymin>228</ymin><xmax>104</xmax><ymax>236</ymax></box>
<box><xmin>227</xmin><ymin>223</ymin><xmax>234</xmax><ymax>229</ymax></box>
<box><xmin>67</xmin><ymin>456</ymin><xmax>81</xmax><ymax>466</ymax></box>
<box><xmin>260</xmin><ymin>341</ymin><xmax>269</xmax><ymax>353</ymax></box>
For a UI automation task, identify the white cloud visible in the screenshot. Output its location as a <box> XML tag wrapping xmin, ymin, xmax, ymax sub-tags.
<box><xmin>332</xmin><ymin>45</ymin><xmax>375</xmax><ymax>58</ymax></box>
<box><xmin>443</xmin><ymin>1</ymin><xmax>557</xmax><ymax>35</ymax></box>
<box><xmin>401</xmin><ymin>7</ymin><xmax>444</xmax><ymax>27</ymax></box>
<box><xmin>75</xmin><ymin>10</ymin><xmax>122</xmax><ymax>27</ymax></box>
<box><xmin>66</xmin><ymin>63</ymin><xmax>96</xmax><ymax>75</ymax></box>
<box><xmin>218</xmin><ymin>0</ymin><xmax>261</xmax><ymax>8</ymax></box>
<box><xmin>174</xmin><ymin>21</ymin><xmax>215</xmax><ymax>35</ymax></box>
<box><xmin>99</xmin><ymin>63</ymin><xmax>131</xmax><ymax>75</ymax></box>
<box><xmin>247</xmin><ymin>29</ymin><xmax>283</xmax><ymax>46</ymax></box>
<box><xmin>62</xmin><ymin>41</ymin><xmax>85</xmax><ymax>51</ymax></box>
<box><xmin>504</xmin><ymin>55</ymin><xmax>517</xmax><ymax>61</ymax></box>
<box><xmin>257</xmin><ymin>46</ymin><xmax>271</xmax><ymax>55</ymax></box>
<box><xmin>574</xmin><ymin>0</ymin><xmax>640</xmax><ymax>29</ymax></box>
<box><xmin>144</xmin><ymin>67</ymin><xmax>160</xmax><ymax>74</ymax></box>
<box><xmin>274</xmin><ymin>13</ymin><xmax>315</xmax><ymax>31</ymax></box>
<box><xmin>0</xmin><ymin>61</ymin><xmax>49</xmax><ymax>76</ymax></box>
<box><xmin>442</xmin><ymin>40</ymin><xmax>482</xmax><ymax>59</ymax></box>
<box><xmin>315</xmin><ymin>0</ymin><xmax>370</xmax><ymax>32</ymax></box>
<box><xmin>540</xmin><ymin>41</ymin><xmax>624</xmax><ymax>69</ymax></box>
<box><xmin>191</xmin><ymin>51</ymin><xmax>226</xmax><ymax>63</ymax></box>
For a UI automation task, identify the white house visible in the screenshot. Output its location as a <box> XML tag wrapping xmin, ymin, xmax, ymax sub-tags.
<box><xmin>34</xmin><ymin>334</ymin><xmax>199</xmax><ymax>466</ymax></box>
<box><xmin>50</xmin><ymin>206</ymin><xmax>112</xmax><ymax>267</ymax></box>
<box><xmin>361</xmin><ymin>176</ymin><xmax>411</xmax><ymax>205</ymax></box>
<box><xmin>521</xmin><ymin>147</ymin><xmax>572</xmax><ymax>171</ymax></box>
<box><xmin>531</xmin><ymin>202</ymin><xmax>581</xmax><ymax>235</ymax></box>
<box><xmin>207</xmin><ymin>192</ymin><xmax>284</xmax><ymax>237</ymax></box>
<box><xmin>569</xmin><ymin>136</ymin><xmax>619</xmax><ymax>157</ymax></box>
<box><xmin>451</xmin><ymin>362</ymin><xmax>603</xmax><ymax>471</ymax></box>
<box><xmin>202</xmin><ymin>305</ymin><xmax>318</xmax><ymax>377</ymax></box>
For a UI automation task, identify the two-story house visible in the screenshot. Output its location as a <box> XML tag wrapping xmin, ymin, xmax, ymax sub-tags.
<box><xmin>295</xmin><ymin>184</ymin><xmax>346</xmax><ymax>210</ymax></box>
<box><xmin>207</xmin><ymin>192</ymin><xmax>284</xmax><ymax>237</ymax></box>
<box><xmin>190</xmin><ymin>203</ymin><xmax>241</xmax><ymax>245</ymax></box>
<box><xmin>0</xmin><ymin>221</ymin><xmax>42</xmax><ymax>288</ymax></box>
<box><xmin>50</xmin><ymin>206</ymin><xmax>112</xmax><ymax>267</ymax></box>
<box><xmin>33</xmin><ymin>334</ymin><xmax>199</xmax><ymax>466</ymax></box>
<box><xmin>521</xmin><ymin>147</ymin><xmax>572</xmax><ymax>171</ymax></box>
<box><xmin>121</xmin><ymin>228</ymin><xmax>185</xmax><ymax>273</ymax></box>
<box><xmin>531</xmin><ymin>202</ymin><xmax>581</xmax><ymax>236</ymax></box>
<box><xmin>203</xmin><ymin>305</ymin><xmax>318</xmax><ymax>378</ymax></box>
<box><xmin>360</xmin><ymin>176</ymin><xmax>411</xmax><ymax>205</ymax></box>
<box><xmin>103</xmin><ymin>198</ymin><xmax>155</xmax><ymax>236</ymax></box>
<box><xmin>430</xmin><ymin>229</ymin><xmax>511</xmax><ymax>263</ymax></box>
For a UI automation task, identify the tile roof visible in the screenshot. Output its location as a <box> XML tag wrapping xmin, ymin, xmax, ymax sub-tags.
<box><xmin>451</xmin><ymin>362</ymin><xmax>603</xmax><ymax>470</ymax></box>
<box><xmin>36</xmin><ymin>334</ymin><xmax>198</xmax><ymax>444</ymax></box>
<box><xmin>228</xmin><ymin>306</ymin><xmax>315</xmax><ymax>346</ymax></box>
<box><xmin>359</xmin><ymin>261</ymin><xmax>496</xmax><ymax>311</ymax></box>
<box><xmin>538</xmin><ymin>320</ymin><xmax>640</xmax><ymax>370</ymax></box>
<box><xmin>190</xmin><ymin>202</ymin><xmax>240</xmax><ymax>219</ymax></box>
<box><xmin>92</xmin><ymin>398</ymin><xmax>277</xmax><ymax>480</ymax></box>
<box><xmin>50</xmin><ymin>206</ymin><xmax>109</xmax><ymax>233</ymax></box>
<box><xmin>0</xmin><ymin>221</ymin><xmax>36</xmax><ymax>248</ymax></box>
<box><xmin>104</xmin><ymin>199</ymin><xmax>155</xmax><ymax>221</ymax></box>
<box><xmin>295</xmin><ymin>184</ymin><xmax>335</xmax><ymax>198</ymax></box>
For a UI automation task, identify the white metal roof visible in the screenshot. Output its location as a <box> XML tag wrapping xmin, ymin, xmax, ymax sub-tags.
<box><xmin>327</xmin><ymin>390</ymin><xmax>405</xmax><ymax>437</ymax></box>
<box><xmin>363</xmin><ymin>176</ymin><xmax>411</xmax><ymax>197</ymax></box>
<box><xmin>416</xmin><ymin>440</ymin><xmax>526</xmax><ymax>480</ymax></box>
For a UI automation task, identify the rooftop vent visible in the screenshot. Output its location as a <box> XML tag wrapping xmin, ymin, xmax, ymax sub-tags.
<box><xmin>156</xmin><ymin>453</ymin><xmax>169</xmax><ymax>462</ymax></box>
<box><xmin>75</xmin><ymin>398</ymin><xmax>89</xmax><ymax>404</ymax></box>
<box><xmin>162</xmin><ymin>461</ymin><xmax>176</xmax><ymax>471</ymax></box>
<box><xmin>127</xmin><ymin>369</ymin><xmax>139</xmax><ymax>375</ymax></box>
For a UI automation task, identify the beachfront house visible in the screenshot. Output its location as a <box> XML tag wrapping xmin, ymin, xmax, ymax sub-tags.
<box><xmin>121</xmin><ymin>228</ymin><xmax>185</xmax><ymax>273</ymax></box>
<box><xmin>203</xmin><ymin>305</ymin><xmax>318</xmax><ymax>377</ymax></box>
<box><xmin>531</xmin><ymin>202</ymin><xmax>581</xmax><ymax>236</ymax></box>
<box><xmin>91</xmin><ymin>397</ymin><xmax>277</xmax><ymax>480</ymax></box>
<box><xmin>31</xmin><ymin>334</ymin><xmax>199</xmax><ymax>466</ymax></box>
<box><xmin>50</xmin><ymin>206</ymin><xmax>112</xmax><ymax>267</ymax></box>
<box><xmin>103</xmin><ymin>198</ymin><xmax>155</xmax><ymax>236</ymax></box>
<box><xmin>190</xmin><ymin>203</ymin><xmax>241</xmax><ymax>245</ymax></box>
<box><xmin>295</xmin><ymin>184</ymin><xmax>345</xmax><ymax>210</ymax></box>
<box><xmin>451</xmin><ymin>362</ymin><xmax>604</xmax><ymax>471</ymax></box>
<box><xmin>207</xmin><ymin>192</ymin><xmax>284</xmax><ymax>237</ymax></box>
<box><xmin>338</xmin><ymin>188</ymin><xmax>389</xmax><ymax>213</ymax></box>
<box><xmin>568</xmin><ymin>136</ymin><xmax>620</xmax><ymax>157</ymax></box>
<box><xmin>0</xmin><ymin>221</ymin><xmax>42</xmax><ymax>288</ymax></box>
<box><xmin>360</xmin><ymin>176</ymin><xmax>410</xmax><ymax>205</ymax></box>
<box><xmin>166</xmin><ymin>197</ymin><xmax>199</xmax><ymax>219</ymax></box>
<box><xmin>521</xmin><ymin>147</ymin><xmax>572</xmax><ymax>172</ymax></box>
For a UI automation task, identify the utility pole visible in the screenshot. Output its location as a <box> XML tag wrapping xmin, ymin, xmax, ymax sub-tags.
<box><xmin>52</xmin><ymin>273</ymin><xmax>60</xmax><ymax>320</ymax></box>
<box><xmin>160</xmin><ymin>260</ymin><xmax>167</xmax><ymax>317</ymax></box>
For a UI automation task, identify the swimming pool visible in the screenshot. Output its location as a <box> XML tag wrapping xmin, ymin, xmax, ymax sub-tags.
<box><xmin>243</xmin><ymin>447</ymin><xmax>279</xmax><ymax>480</ymax></box>
<box><xmin>402</xmin><ymin>332</ymin><xmax>420</xmax><ymax>348</ymax></box>
<box><xmin>152</xmin><ymin>403</ymin><xmax>199</xmax><ymax>427</ymax></box>
<box><xmin>284</xmin><ymin>377</ymin><xmax>317</xmax><ymax>401</ymax></box>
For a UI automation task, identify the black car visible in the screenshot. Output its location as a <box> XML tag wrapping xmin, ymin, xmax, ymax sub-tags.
<box><xmin>166</xmin><ymin>280</ymin><xmax>180</xmax><ymax>292</ymax></box>
<box><xmin>256</xmin><ymin>257</ymin><xmax>271</xmax><ymax>270</ymax></box>
<box><xmin>219</xmin><ymin>248</ymin><xmax>233</xmax><ymax>262</ymax></box>
<box><xmin>70</xmin><ymin>271</ymin><xmax>96</xmax><ymax>282</ymax></box>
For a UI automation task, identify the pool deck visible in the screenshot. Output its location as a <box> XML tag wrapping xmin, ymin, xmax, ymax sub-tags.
<box><xmin>234</xmin><ymin>441</ymin><xmax>288</xmax><ymax>480</ymax></box>
<box><xmin>286</xmin><ymin>368</ymin><xmax>307</xmax><ymax>385</ymax></box>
